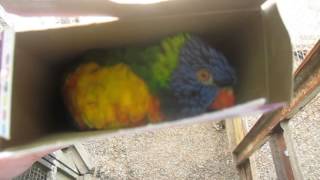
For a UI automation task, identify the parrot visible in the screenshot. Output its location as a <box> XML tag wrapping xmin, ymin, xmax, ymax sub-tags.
<box><xmin>63</xmin><ymin>33</ymin><xmax>236</xmax><ymax>130</ymax></box>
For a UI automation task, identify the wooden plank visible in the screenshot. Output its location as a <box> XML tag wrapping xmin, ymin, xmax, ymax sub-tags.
<box><xmin>280</xmin><ymin>121</ymin><xmax>304</xmax><ymax>180</ymax></box>
<box><xmin>269</xmin><ymin>125</ymin><xmax>295</xmax><ymax>180</ymax></box>
<box><xmin>233</xmin><ymin>113</ymin><xmax>275</xmax><ymax>165</ymax></box>
<box><xmin>294</xmin><ymin>41</ymin><xmax>320</xmax><ymax>82</ymax></box>
<box><xmin>226</xmin><ymin>118</ymin><xmax>253</xmax><ymax>180</ymax></box>
<box><xmin>73</xmin><ymin>144</ymin><xmax>94</xmax><ymax>172</ymax></box>
<box><xmin>288</xmin><ymin>40</ymin><xmax>320</xmax><ymax>118</ymax></box>
<box><xmin>238</xmin><ymin>160</ymin><xmax>253</xmax><ymax>180</ymax></box>
<box><xmin>233</xmin><ymin>40</ymin><xmax>320</xmax><ymax>165</ymax></box>
<box><xmin>64</xmin><ymin>146</ymin><xmax>89</xmax><ymax>175</ymax></box>
<box><xmin>226</xmin><ymin>117</ymin><xmax>247</xmax><ymax>149</ymax></box>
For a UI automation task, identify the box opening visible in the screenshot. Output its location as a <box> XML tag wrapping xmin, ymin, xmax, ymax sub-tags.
<box><xmin>1</xmin><ymin>5</ymin><xmax>292</xmax><ymax>150</ymax></box>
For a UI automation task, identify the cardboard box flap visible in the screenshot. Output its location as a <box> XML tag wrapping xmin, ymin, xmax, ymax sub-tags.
<box><xmin>3</xmin><ymin>98</ymin><xmax>283</xmax><ymax>153</ymax></box>
<box><xmin>262</xmin><ymin>2</ymin><xmax>293</xmax><ymax>102</ymax></box>
<box><xmin>1</xmin><ymin>0</ymin><xmax>265</xmax><ymax>18</ymax></box>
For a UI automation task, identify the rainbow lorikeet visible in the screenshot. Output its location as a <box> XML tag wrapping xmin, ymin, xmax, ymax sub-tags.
<box><xmin>63</xmin><ymin>33</ymin><xmax>236</xmax><ymax>130</ymax></box>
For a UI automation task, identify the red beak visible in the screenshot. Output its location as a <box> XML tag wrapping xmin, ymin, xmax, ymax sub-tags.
<box><xmin>209</xmin><ymin>88</ymin><xmax>235</xmax><ymax>110</ymax></box>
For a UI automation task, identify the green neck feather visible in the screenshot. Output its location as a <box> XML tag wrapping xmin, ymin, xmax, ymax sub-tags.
<box><xmin>81</xmin><ymin>33</ymin><xmax>190</xmax><ymax>93</ymax></box>
<box><xmin>135</xmin><ymin>33</ymin><xmax>190</xmax><ymax>93</ymax></box>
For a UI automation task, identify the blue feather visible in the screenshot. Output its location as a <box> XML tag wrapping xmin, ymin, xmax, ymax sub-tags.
<box><xmin>170</xmin><ymin>35</ymin><xmax>236</xmax><ymax>117</ymax></box>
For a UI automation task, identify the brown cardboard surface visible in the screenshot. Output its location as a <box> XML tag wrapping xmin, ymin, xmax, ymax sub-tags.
<box><xmin>262</xmin><ymin>3</ymin><xmax>293</xmax><ymax>102</ymax></box>
<box><xmin>0</xmin><ymin>1</ymin><xmax>292</xmax><ymax>151</ymax></box>
<box><xmin>16</xmin><ymin>10</ymin><xmax>268</xmax><ymax>101</ymax></box>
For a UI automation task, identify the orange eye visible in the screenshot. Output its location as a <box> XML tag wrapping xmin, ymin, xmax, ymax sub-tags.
<box><xmin>196</xmin><ymin>69</ymin><xmax>213</xmax><ymax>85</ymax></box>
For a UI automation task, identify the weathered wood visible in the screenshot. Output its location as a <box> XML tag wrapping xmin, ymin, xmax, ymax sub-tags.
<box><xmin>226</xmin><ymin>118</ymin><xmax>254</xmax><ymax>180</ymax></box>
<box><xmin>294</xmin><ymin>41</ymin><xmax>320</xmax><ymax>90</ymax></box>
<box><xmin>226</xmin><ymin>117</ymin><xmax>247</xmax><ymax>149</ymax></box>
<box><xmin>233</xmin><ymin>40</ymin><xmax>320</xmax><ymax>166</ymax></box>
<box><xmin>280</xmin><ymin>121</ymin><xmax>304</xmax><ymax>180</ymax></box>
<box><xmin>269</xmin><ymin>125</ymin><xmax>295</xmax><ymax>180</ymax></box>
<box><xmin>233</xmin><ymin>113</ymin><xmax>275</xmax><ymax>165</ymax></box>
<box><xmin>238</xmin><ymin>159</ymin><xmax>253</xmax><ymax>180</ymax></box>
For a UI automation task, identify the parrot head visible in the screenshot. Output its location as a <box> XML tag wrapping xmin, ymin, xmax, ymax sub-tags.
<box><xmin>170</xmin><ymin>36</ymin><xmax>236</xmax><ymax>116</ymax></box>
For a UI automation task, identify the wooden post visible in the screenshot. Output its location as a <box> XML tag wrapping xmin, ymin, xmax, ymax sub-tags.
<box><xmin>280</xmin><ymin>121</ymin><xmax>304</xmax><ymax>180</ymax></box>
<box><xmin>233</xmin><ymin>41</ymin><xmax>320</xmax><ymax>165</ymax></box>
<box><xmin>269</xmin><ymin>125</ymin><xmax>295</xmax><ymax>180</ymax></box>
<box><xmin>238</xmin><ymin>159</ymin><xmax>253</xmax><ymax>180</ymax></box>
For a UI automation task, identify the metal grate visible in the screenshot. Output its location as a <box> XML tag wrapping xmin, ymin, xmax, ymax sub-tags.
<box><xmin>277</xmin><ymin>0</ymin><xmax>320</xmax><ymax>70</ymax></box>
<box><xmin>13</xmin><ymin>162</ymin><xmax>49</xmax><ymax>180</ymax></box>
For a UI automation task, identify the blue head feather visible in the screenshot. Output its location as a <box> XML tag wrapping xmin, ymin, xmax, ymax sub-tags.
<box><xmin>170</xmin><ymin>36</ymin><xmax>236</xmax><ymax>117</ymax></box>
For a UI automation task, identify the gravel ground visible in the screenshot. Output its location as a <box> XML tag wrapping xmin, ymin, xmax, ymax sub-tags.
<box><xmin>286</xmin><ymin>93</ymin><xmax>320</xmax><ymax>180</ymax></box>
<box><xmin>82</xmin><ymin>121</ymin><xmax>239</xmax><ymax>180</ymax></box>
<box><xmin>250</xmin><ymin>142</ymin><xmax>277</xmax><ymax>180</ymax></box>
<box><xmin>244</xmin><ymin>115</ymin><xmax>278</xmax><ymax>180</ymax></box>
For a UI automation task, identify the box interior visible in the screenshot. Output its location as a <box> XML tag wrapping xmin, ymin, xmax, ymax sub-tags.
<box><xmin>0</xmin><ymin>1</ymin><xmax>292</xmax><ymax>149</ymax></box>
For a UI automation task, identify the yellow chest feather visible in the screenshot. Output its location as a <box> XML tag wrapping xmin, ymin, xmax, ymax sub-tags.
<box><xmin>64</xmin><ymin>62</ymin><xmax>162</xmax><ymax>130</ymax></box>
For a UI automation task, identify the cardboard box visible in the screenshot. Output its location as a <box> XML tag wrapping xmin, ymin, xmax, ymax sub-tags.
<box><xmin>0</xmin><ymin>0</ymin><xmax>292</xmax><ymax>153</ymax></box>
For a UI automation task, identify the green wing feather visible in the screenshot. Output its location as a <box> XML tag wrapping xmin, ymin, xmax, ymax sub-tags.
<box><xmin>81</xmin><ymin>33</ymin><xmax>190</xmax><ymax>93</ymax></box>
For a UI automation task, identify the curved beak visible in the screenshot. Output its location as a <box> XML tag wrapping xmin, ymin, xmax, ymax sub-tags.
<box><xmin>208</xmin><ymin>88</ymin><xmax>235</xmax><ymax>110</ymax></box>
